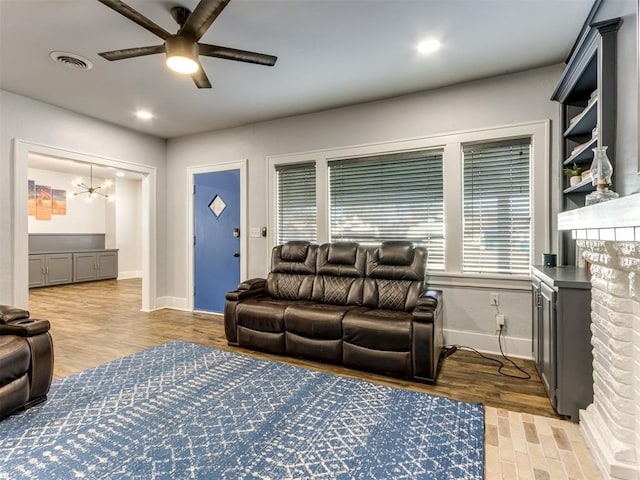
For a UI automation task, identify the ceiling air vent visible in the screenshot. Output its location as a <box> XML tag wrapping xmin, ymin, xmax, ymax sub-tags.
<box><xmin>49</xmin><ymin>51</ymin><xmax>93</xmax><ymax>71</ymax></box>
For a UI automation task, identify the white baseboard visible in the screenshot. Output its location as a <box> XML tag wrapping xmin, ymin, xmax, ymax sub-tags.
<box><xmin>117</xmin><ymin>270</ymin><xmax>142</xmax><ymax>280</ymax></box>
<box><xmin>155</xmin><ymin>296</ymin><xmax>190</xmax><ymax>311</ymax></box>
<box><xmin>443</xmin><ymin>328</ymin><xmax>532</xmax><ymax>359</ymax></box>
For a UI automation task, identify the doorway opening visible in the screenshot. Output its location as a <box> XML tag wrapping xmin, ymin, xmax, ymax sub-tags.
<box><xmin>13</xmin><ymin>140</ymin><xmax>157</xmax><ymax>311</ymax></box>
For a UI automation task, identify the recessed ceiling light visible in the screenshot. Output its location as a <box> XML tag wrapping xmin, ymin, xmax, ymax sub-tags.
<box><xmin>136</xmin><ymin>110</ymin><xmax>153</xmax><ymax>120</ymax></box>
<box><xmin>116</xmin><ymin>172</ymin><xmax>125</xmax><ymax>177</ymax></box>
<box><xmin>417</xmin><ymin>39</ymin><xmax>441</xmax><ymax>54</ymax></box>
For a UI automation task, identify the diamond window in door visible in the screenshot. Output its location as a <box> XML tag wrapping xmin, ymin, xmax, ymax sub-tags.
<box><xmin>209</xmin><ymin>195</ymin><xmax>227</xmax><ymax>218</ymax></box>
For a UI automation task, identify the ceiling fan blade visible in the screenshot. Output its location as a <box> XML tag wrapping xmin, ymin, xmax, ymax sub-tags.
<box><xmin>198</xmin><ymin>44</ymin><xmax>277</xmax><ymax>66</ymax></box>
<box><xmin>178</xmin><ymin>0</ymin><xmax>230</xmax><ymax>41</ymax></box>
<box><xmin>97</xmin><ymin>0</ymin><xmax>171</xmax><ymax>40</ymax></box>
<box><xmin>99</xmin><ymin>45</ymin><xmax>165</xmax><ymax>61</ymax></box>
<box><xmin>192</xmin><ymin>65</ymin><xmax>212</xmax><ymax>88</ymax></box>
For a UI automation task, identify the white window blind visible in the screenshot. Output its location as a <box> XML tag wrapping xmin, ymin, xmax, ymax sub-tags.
<box><xmin>463</xmin><ymin>138</ymin><xmax>531</xmax><ymax>275</ymax></box>
<box><xmin>328</xmin><ymin>150</ymin><xmax>444</xmax><ymax>270</ymax></box>
<box><xmin>276</xmin><ymin>162</ymin><xmax>317</xmax><ymax>244</ymax></box>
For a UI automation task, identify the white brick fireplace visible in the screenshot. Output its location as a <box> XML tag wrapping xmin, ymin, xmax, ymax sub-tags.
<box><xmin>559</xmin><ymin>193</ymin><xmax>640</xmax><ymax>480</ymax></box>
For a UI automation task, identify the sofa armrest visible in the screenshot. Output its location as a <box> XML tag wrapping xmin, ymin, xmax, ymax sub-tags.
<box><xmin>0</xmin><ymin>318</ymin><xmax>51</xmax><ymax>337</ymax></box>
<box><xmin>226</xmin><ymin>278</ymin><xmax>266</xmax><ymax>301</ymax></box>
<box><xmin>413</xmin><ymin>290</ymin><xmax>442</xmax><ymax>323</ymax></box>
<box><xmin>237</xmin><ymin>278</ymin><xmax>266</xmax><ymax>292</ymax></box>
<box><xmin>0</xmin><ymin>305</ymin><xmax>30</xmax><ymax>324</ymax></box>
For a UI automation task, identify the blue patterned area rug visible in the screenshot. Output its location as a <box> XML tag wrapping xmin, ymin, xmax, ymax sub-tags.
<box><xmin>0</xmin><ymin>341</ymin><xmax>484</xmax><ymax>479</ymax></box>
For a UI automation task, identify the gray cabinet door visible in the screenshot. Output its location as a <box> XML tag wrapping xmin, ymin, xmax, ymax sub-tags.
<box><xmin>46</xmin><ymin>254</ymin><xmax>73</xmax><ymax>285</ymax></box>
<box><xmin>29</xmin><ymin>255</ymin><xmax>46</xmax><ymax>288</ymax></box>
<box><xmin>531</xmin><ymin>277</ymin><xmax>541</xmax><ymax>371</ymax></box>
<box><xmin>73</xmin><ymin>253</ymin><xmax>97</xmax><ymax>282</ymax></box>
<box><xmin>97</xmin><ymin>251</ymin><xmax>118</xmax><ymax>279</ymax></box>
<box><xmin>539</xmin><ymin>282</ymin><xmax>557</xmax><ymax>408</ymax></box>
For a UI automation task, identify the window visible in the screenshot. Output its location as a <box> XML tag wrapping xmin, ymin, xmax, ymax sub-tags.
<box><xmin>269</xmin><ymin>120</ymin><xmax>547</xmax><ymax>283</ymax></box>
<box><xmin>462</xmin><ymin>138</ymin><xmax>531</xmax><ymax>275</ymax></box>
<box><xmin>276</xmin><ymin>163</ymin><xmax>317</xmax><ymax>244</ymax></box>
<box><xmin>328</xmin><ymin>150</ymin><xmax>444</xmax><ymax>270</ymax></box>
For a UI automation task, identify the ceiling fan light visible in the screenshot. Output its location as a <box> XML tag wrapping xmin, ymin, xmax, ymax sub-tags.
<box><xmin>166</xmin><ymin>55</ymin><xmax>199</xmax><ymax>74</ymax></box>
<box><xmin>165</xmin><ymin>36</ymin><xmax>199</xmax><ymax>74</ymax></box>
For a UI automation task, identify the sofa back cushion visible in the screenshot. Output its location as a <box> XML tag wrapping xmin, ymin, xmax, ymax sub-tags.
<box><xmin>266</xmin><ymin>242</ymin><xmax>317</xmax><ymax>300</ymax></box>
<box><xmin>363</xmin><ymin>242</ymin><xmax>427</xmax><ymax>311</ymax></box>
<box><xmin>312</xmin><ymin>243</ymin><xmax>365</xmax><ymax>305</ymax></box>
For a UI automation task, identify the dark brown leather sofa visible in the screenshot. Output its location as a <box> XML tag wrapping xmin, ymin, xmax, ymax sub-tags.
<box><xmin>225</xmin><ymin>241</ymin><xmax>443</xmax><ymax>383</ymax></box>
<box><xmin>0</xmin><ymin>305</ymin><xmax>54</xmax><ymax>420</ymax></box>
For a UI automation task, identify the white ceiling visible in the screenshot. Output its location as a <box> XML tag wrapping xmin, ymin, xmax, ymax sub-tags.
<box><xmin>1</xmin><ymin>0</ymin><xmax>595</xmax><ymax>139</ymax></box>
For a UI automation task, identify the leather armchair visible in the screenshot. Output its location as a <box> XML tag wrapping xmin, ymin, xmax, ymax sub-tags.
<box><xmin>0</xmin><ymin>305</ymin><xmax>54</xmax><ymax>420</ymax></box>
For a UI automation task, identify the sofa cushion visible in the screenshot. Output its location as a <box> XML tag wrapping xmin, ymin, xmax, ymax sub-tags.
<box><xmin>327</xmin><ymin>242</ymin><xmax>358</xmax><ymax>265</ymax></box>
<box><xmin>343</xmin><ymin>343</ymin><xmax>411</xmax><ymax>377</ymax></box>
<box><xmin>266</xmin><ymin>273</ymin><xmax>314</xmax><ymax>301</ymax></box>
<box><xmin>236</xmin><ymin>298</ymin><xmax>305</xmax><ymax>333</ymax></box>
<box><xmin>366</xmin><ymin>243</ymin><xmax>427</xmax><ymax>281</ymax></box>
<box><xmin>285</xmin><ymin>333</ymin><xmax>342</xmax><ymax>363</ymax></box>
<box><xmin>272</xmin><ymin>242</ymin><xmax>317</xmax><ymax>274</ymax></box>
<box><xmin>237</xmin><ymin>328</ymin><xmax>285</xmax><ymax>355</ymax></box>
<box><xmin>342</xmin><ymin>309</ymin><xmax>412</xmax><ymax>351</ymax></box>
<box><xmin>363</xmin><ymin>278</ymin><xmax>423</xmax><ymax>312</ymax></box>
<box><xmin>285</xmin><ymin>303</ymin><xmax>355</xmax><ymax>339</ymax></box>
<box><xmin>378</xmin><ymin>241</ymin><xmax>414</xmax><ymax>266</ymax></box>
<box><xmin>312</xmin><ymin>276</ymin><xmax>363</xmax><ymax>305</ymax></box>
<box><xmin>281</xmin><ymin>241</ymin><xmax>311</xmax><ymax>262</ymax></box>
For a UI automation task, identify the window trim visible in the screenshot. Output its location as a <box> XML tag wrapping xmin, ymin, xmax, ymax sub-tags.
<box><xmin>267</xmin><ymin>120</ymin><xmax>550</xmax><ymax>285</ymax></box>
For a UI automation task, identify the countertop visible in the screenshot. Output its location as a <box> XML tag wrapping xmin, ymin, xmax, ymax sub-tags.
<box><xmin>531</xmin><ymin>265</ymin><xmax>591</xmax><ymax>289</ymax></box>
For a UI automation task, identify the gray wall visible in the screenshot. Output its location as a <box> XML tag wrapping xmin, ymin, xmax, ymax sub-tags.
<box><xmin>0</xmin><ymin>90</ymin><xmax>167</xmax><ymax>305</ymax></box>
<box><xmin>166</xmin><ymin>64</ymin><xmax>564</xmax><ymax>356</ymax></box>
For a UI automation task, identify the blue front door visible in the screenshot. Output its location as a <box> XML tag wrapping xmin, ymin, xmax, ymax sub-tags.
<box><xmin>194</xmin><ymin>170</ymin><xmax>240</xmax><ymax>313</ymax></box>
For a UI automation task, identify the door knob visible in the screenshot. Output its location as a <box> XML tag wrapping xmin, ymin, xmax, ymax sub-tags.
<box><xmin>233</xmin><ymin>252</ymin><xmax>240</xmax><ymax>258</ymax></box>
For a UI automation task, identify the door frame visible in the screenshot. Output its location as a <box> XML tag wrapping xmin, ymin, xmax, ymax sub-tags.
<box><xmin>186</xmin><ymin>160</ymin><xmax>247</xmax><ymax>312</ymax></box>
<box><xmin>12</xmin><ymin>139</ymin><xmax>157</xmax><ymax>311</ymax></box>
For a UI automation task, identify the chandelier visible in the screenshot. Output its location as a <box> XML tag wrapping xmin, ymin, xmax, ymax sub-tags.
<box><xmin>73</xmin><ymin>164</ymin><xmax>111</xmax><ymax>199</ymax></box>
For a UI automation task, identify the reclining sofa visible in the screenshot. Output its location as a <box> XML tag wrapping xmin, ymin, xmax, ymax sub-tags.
<box><xmin>0</xmin><ymin>305</ymin><xmax>54</xmax><ymax>419</ymax></box>
<box><xmin>224</xmin><ymin>241</ymin><xmax>443</xmax><ymax>383</ymax></box>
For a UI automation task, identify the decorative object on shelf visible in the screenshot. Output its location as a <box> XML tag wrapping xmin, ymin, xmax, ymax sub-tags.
<box><xmin>585</xmin><ymin>146</ymin><xmax>619</xmax><ymax>205</ymax></box>
<box><xmin>73</xmin><ymin>164</ymin><xmax>111</xmax><ymax>199</ymax></box>
<box><xmin>564</xmin><ymin>162</ymin><xmax>583</xmax><ymax>187</ymax></box>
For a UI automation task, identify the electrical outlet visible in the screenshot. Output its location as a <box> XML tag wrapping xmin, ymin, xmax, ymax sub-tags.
<box><xmin>495</xmin><ymin>313</ymin><xmax>505</xmax><ymax>330</ymax></box>
<box><xmin>489</xmin><ymin>293</ymin><xmax>500</xmax><ymax>306</ymax></box>
<box><xmin>250</xmin><ymin>227</ymin><xmax>261</xmax><ymax>238</ymax></box>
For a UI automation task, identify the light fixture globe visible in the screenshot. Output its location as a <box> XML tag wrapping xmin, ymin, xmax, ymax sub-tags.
<box><xmin>165</xmin><ymin>36</ymin><xmax>199</xmax><ymax>74</ymax></box>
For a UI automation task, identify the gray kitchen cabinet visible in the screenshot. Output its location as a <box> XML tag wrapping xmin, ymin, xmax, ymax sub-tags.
<box><xmin>73</xmin><ymin>251</ymin><xmax>118</xmax><ymax>283</ymax></box>
<box><xmin>28</xmin><ymin>253</ymin><xmax>73</xmax><ymax>288</ymax></box>
<box><xmin>531</xmin><ymin>266</ymin><xmax>592</xmax><ymax>421</ymax></box>
<box><xmin>96</xmin><ymin>251</ymin><xmax>118</xmax><ymax>279</ymax></box>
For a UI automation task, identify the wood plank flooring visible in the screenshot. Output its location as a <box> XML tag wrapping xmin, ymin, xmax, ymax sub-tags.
<box><xmin>27</xmin><ymin>278</ymin><xmax>602</xmax><ymax>479</ymax></box>
<box><xmin>29</xmin><ymin>278</ymin><xmax>555</xmax><ymax>416</ymax></box>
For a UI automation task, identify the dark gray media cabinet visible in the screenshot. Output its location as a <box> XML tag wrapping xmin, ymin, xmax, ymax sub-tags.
<box><xmin>531</xmin><ymin>266</ymin><xmax>592</xmax><ymax>422</ymax></box>
<box><xmin>28</xmin><ymin>234</ymin><xmax>118</xmax><ymax>288</ymax></box>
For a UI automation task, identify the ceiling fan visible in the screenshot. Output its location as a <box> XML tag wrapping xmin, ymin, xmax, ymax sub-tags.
<box><xmin>96</xmin><ymin>0</ymin><xmax>277</xmax><ymax>88</ymax></box>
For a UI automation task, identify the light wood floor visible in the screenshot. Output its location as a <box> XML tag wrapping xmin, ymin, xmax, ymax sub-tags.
<box><xmin>28</xmin><ymin>278</ymin><xmax>601</xmax><ymax>479</ymax></box>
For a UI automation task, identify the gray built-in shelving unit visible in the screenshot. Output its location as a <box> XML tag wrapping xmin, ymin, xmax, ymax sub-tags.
<box><xmin>551</xmin><ymin>18</ymin><xmax>621</xmax><ymax>265</ymax></box>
